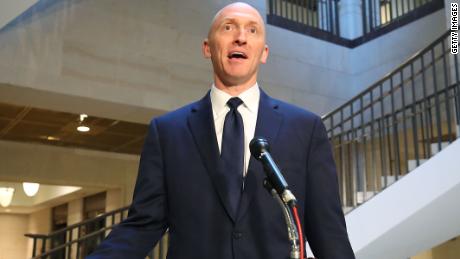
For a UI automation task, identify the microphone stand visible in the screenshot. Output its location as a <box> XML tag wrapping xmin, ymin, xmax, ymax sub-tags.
<box><xmin>250</xmin><ymin>137</ymin><xmax>305</xmax><ymax>259</ymax></box>
<box><xmin>263</xmin><ymin>180</ymin><xmax>300</xmax><ymax>259</ymax></box>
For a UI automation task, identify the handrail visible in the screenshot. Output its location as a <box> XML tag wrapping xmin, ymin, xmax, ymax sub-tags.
<box><xmin>25</xmin><ymin>204</ymin><xmax>168</xmax><ymax>259</ymax></box>
<box><xmin>25</xmin><ymin>205</ymin><xmax>129</xmax><ymax>240</ymax></box>
<box><xmin>325</xmin><ymin>44</ymin><xmax>449</xmax><ymax>132</ymax></box>
<box><xmin>322</xmin><ymin>30</ymin><xmax>460</xmax><ymax>211</ymax></box>
<box><xmin>25</xmin><ymin>205</ymin><xmax>131</xmax><ymax>259</ymax></box>
<box><xmin>322</xmin><ymin>30</ymin><xmax>451</xmax><ymax>119</ymax></box>
<box><xmin>28</xmin><ymin>224</ymin><xmax>118</xmax><ymax>259</ymax></box>
<box><xmin>330</xmin><ymin>83</ymin><xmax>458</xmax><ymax>143</ymax></box>
<box><xmin>267</xmin><ymin>0</ymin><xmax>444</xmax><ymax>47</ymax></box>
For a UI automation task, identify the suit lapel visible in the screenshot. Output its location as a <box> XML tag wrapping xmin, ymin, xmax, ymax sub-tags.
<box><xmin>187</xmin><ymin>92</ymin><xmax>238</xmax><ymax>222</ymax></box>
<box><xmin>237</xmin><ymin>90</ymin><xmax>284</xmax><ymax>222</ymax></box>
<box><xmin>187</xmin><ymin>90</ymin><xmax>284</xmax><ymax>223</ymax></box>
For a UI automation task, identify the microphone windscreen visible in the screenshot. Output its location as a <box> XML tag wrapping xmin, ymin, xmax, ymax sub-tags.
<box><xmin>250</xmin><ymin>137</ymin><xmax>270</xmax><ymax>159</ymax></box>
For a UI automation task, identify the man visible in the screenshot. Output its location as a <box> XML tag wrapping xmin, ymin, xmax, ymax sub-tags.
<box><xmin>88</xmin><ymin>2</ymin><xmax>354</xmax><ymax>259</ymax></box>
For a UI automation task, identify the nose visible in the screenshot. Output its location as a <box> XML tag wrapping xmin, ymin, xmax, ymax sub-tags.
<box><xmin>234</xmin><ymin>28</ymin><xmax>247</xmax><ymax>45</ymax></box>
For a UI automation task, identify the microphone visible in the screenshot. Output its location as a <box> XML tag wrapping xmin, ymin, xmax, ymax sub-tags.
<box><xmin>250</xmin><ymin>137</ymin><xmax>297</xmax><ymax>205</ymax></box>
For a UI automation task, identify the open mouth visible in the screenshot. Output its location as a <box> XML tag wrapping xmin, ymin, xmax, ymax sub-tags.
<box><xmin>228</xmin><ymin>51</ymin><xmax>248</xmax><ymax>60</ymax></box>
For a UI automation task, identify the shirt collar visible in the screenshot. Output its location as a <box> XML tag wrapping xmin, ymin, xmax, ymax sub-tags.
<box><xmin>210</xmin><ymin>83</ymin><xmax>260</xmax><ymax>118</ymax></box>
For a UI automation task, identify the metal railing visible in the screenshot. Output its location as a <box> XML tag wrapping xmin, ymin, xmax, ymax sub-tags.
<box><xmin>362</xmin><ymin>0</ymin><xmax>443</xmax><ymax>35</ymax></box>
<box><xmin>268</xmin><ymin>0</ymin><xmax>340</xmax><ymax>36</ymax></box>
<box><xmin>267</xmin><ymin>0</ymin><xmax>444</xmax><ymax>46</ymax></box>
<box><xmin>322</xmin><ymin>31</ymin><xmax>460</xmax><ymax>212</ymax></box>
<box><xmin>25</xmin><ymin>206</ymin><xmax>168</xmax><ymax>259</ymax></box>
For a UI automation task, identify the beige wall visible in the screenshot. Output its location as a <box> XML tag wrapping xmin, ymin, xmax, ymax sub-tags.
<box><xmin>5</xmin><ymin>191</ymin><xmax>126</xmax><ymax>259</ymax></box>
<box><xmin>0</xmin><ymin>140</ymin><xmax>139</xmax><ymax>205</ymax></box>
<box><xmin>27</xmin><ymin>207</ymin><xmax>52</xmax><ymax>257</ymax></box>
<box><xmin>67</xmin><ymin>199</ymin><xmax>83</xmax><ymax>259</ymax></box>
<box><xmin>432</xmin><ymin>237</ymin><xmax>460</xmax><ymax>259</ymax></box>
<box><xmin>0</xmin><ymin>213</ymin><xmax>29</xmax><ymax>259</ymax></box>
<box><xmin>0</xmin><ymin>140</ymin><xmax>136</xmax><ymax>258</ymax></box>
<box><xmin>413</xmin><ymin>236</ymin><xmax>460</xmax><ymax>259</ymax></box>
<box><xmin>0</xmin><ymin>0</ymin><xmax>446</xmax><ymax>123</ymax></box>
<box><xmin>28</xmin><ymin>207</ymin><xmax>51</xmax><ymax>235</ymax></box>
<box><xmin>67</xmin><ymin>199</ymin><xmax>83</xmax><ymax>225</ymax></box>
<box><xmin>413</xmin><ymin>250</ymin><xmax>433</xmax><ymax>259</ymax></box>
<box><xmin>106</xmin><ymin>188</ymin><xmax>122</xmax><ymax>212</ymax></box>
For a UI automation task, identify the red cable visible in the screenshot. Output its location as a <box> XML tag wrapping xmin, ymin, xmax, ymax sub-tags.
<box><xmin>292</xmin><ymin>206</ymin><xmax>304</xmax><ymax>259</ymax></box>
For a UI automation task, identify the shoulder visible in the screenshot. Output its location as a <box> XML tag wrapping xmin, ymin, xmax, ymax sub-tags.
<box><xmin>266</xmin><ymin>94</ymin><xmax>321</xmax><ymax>126</ymax></box>
<box><xmin>146</xmin><ymin>103</ymin><xmax>192</xmax><ymax>130</ymax></box>
<box><xmin>147</xmin><ymin>94</ymin><xmax>208</xmax><ymax>128</ymax></box>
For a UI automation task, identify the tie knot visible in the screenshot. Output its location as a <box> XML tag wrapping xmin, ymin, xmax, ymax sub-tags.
<box><xmin>227</xmin><ymin>97</ymin><xmax>243</xmax><ymax>110</ymax></box>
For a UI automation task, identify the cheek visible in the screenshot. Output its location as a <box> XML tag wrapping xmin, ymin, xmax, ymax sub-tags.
<box><xmin>212</xmin><ymin>45</ymin><xmax>225</xmax><ymax>57</ymax></box>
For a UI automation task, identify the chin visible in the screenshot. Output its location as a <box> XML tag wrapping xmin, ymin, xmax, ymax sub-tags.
<box><xmin>224</xmin><ymin>71</ymin><xmax>253</xmax><ymax>81</ymax></box>
<box><xmin>223</xmin><ymin>77</ymin><xmax>253</xmax><ymax>87</ymax></box>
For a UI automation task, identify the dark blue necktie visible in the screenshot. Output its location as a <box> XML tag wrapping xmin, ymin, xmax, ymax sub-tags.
<box><xmin>221</xmin><ymin>97</ymin><xmax>244</xmax><ymax>216</ymax></box>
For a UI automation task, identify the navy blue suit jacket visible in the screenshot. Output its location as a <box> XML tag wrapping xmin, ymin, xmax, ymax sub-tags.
<box><xmin>87</xmin><ymin>90</ymin><xmax>354</xmax><ymax>259</ymax></box>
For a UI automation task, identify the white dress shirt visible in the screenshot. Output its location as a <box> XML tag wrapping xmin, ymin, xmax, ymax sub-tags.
<box><xmin>210</xmin><ymin>83</ymin><xmax>260</xmax><ymax>176</ymax></box>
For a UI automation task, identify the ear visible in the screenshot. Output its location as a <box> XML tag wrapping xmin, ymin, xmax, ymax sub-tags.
<box><xmin>202</xmin><ymin>39</ymin><xmax>211</xmax><ymax>59</ymax></box>
<box><xmin>260</xmin><ymin>44</ymin><xmax>269</xmax><ymax>64</ymax></box>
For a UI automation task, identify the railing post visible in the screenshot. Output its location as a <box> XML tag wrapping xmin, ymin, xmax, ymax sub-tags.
<box><xmin>400</xmin><ymin>70</ymin><xmax>409</xmax><ymax>175</ymax></box>
<box><xmin>454</xmin><ymin>53</ymin><xmax>460</xmax><ymax>137</ymax></box>
<box><xmin>378</xmin><ymin>84</ymin><xmax>389</xmax><ymax>188</ymax></box>
<box><xmin>67</xmin><ymin>229</ymin><xmax>73</xmax><ymax>259</ymax></box>
<box><xmin>76</xmin><ymin>225</ymin><xmax>81</xmax><ymax>259</ymax></box>
<box><xmin>410</xmin><ymin>62</ymin><xmax>421</xmax><ymax>167</ymax></box>
<box><xmin>32</xmin><ymin>237</ymin><xmax>38</xmax><ymax>257</ymax></box>
<box><xmin>41</xmin><ymin>237</ymin><xmax>47</xmax><ymax>256</ymax></box>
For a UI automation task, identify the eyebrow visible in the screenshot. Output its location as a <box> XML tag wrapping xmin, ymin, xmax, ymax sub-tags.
<box><xmin>220</xmin><ymin>18</ymin><xmax>262</xmax><ymax>27</ymax></box>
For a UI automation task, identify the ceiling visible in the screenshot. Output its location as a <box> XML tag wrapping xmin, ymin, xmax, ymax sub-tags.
<box><xmin>0</xmin><ymin>102</ymin><xmax>149</xmax><ymax>155</ymax></box>
<box><xmin>0</xmin><ymin>102</ymin><xmax>150</xmax><ymax>213</ymax></box>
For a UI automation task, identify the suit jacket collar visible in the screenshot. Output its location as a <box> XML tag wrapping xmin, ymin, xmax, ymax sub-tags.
<box><xmin>187</xmin><ymin>89</ymin><xmax>283</xmax><ymax>223</ymax></box>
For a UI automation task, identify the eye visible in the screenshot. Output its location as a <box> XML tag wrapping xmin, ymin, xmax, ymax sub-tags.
<box><xmin>248</xmin><ymin>27</ymin><xmax>257</xmax><ymax>34</ymax></box>
<box><xmin>224</xmin><ymin>24</ymin><xmax>233</xmax><ymax>31</ymax></box>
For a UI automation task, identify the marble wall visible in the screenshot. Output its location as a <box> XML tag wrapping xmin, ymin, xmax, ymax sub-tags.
<box><xmin>0</xmin><ymin>213</ymin><xmax>29</xmax><ymax>259</ymax></box>
<box><xmin>0</xmin><ymin>0</ymin><xmax>447</xmax><ymax>122</ymax></box>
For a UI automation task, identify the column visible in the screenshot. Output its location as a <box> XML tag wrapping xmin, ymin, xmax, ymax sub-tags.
<box><xmin>339</xmin><ymin>0</ymin><xmax>364</xmax><ymax>39</ymax></box>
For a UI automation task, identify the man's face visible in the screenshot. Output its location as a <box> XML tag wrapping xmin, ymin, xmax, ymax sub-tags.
<box><xmin>203</xmin><ymin>4</ymin><xmax>269</xmax><ymax>87</ymax></box>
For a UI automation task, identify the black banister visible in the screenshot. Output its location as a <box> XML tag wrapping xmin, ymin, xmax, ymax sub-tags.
<box><xmin>268</xmin><ymin>0</ymin><xmax>444</xmax><ymax>47</ymax></box>
<box><xmin>322</xmin><ymin>30</ymin><xmax>460</xmax><ymax>212</ymax></box>
<box><xmin>323</xmin><ymin>31</ymin><xmax>452</xmax><ymax>119</ymax></box>
<box><xmin>25</xmin><ymin>205</ymin><xmax>169</xmax><ymax>259</ymax></box>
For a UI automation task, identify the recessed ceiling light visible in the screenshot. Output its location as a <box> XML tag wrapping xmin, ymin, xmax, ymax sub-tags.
<box><xmin>77</xmin><ymin>125</ymin><xmax>90</xmax><ymax>132</ymax></box>
<box><xmin>77</xmin><ymin>114</ymin><xmax>90</xmax><ymax>132</ymax></box>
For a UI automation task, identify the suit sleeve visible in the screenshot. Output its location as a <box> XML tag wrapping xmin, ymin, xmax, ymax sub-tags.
<box><xmin>304</xmin><ymin>116</ymin><xmax>355</xmax><ymax>259</ymax></box>
<box><xmin>87</xmin><ymin>119</ymin><xmax>168</xmax><ymax>259</ymax></box>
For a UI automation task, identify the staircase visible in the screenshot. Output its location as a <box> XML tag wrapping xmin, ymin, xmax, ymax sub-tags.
<box><xmin>25</xmin><ymin>207</ymin><xmax>129</xmax><ymax>259</ymax></box>
<box><xmin>322</xmin><ymin>30</ymin><xmax>460</xmax><ymax>258</ymax></box>
<box><xmin>25</xmin><ymin>206</ymin><xmax>168</xmax><ymax>259</ymax></box>
<box><xmin>346</xmin><ymin>139</ymin><xmax>460</xmax><ymax>259</ymax></box>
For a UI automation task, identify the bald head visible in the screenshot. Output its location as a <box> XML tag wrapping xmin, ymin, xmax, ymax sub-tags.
<box><xmin>202</xmin><ymin>1</ymin><xmax>269</xmax><ymax>93</ymax></box>
<box><xmin>208</xmin><ymin>2</ymin><xmax>266</xmax><ymax>39</ymax></box>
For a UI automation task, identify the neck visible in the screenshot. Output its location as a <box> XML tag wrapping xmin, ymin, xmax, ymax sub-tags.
<box><xmin>213</xmin><ymin>76</ymin><xmax>257</xmax><ymax>96</ymax></box>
